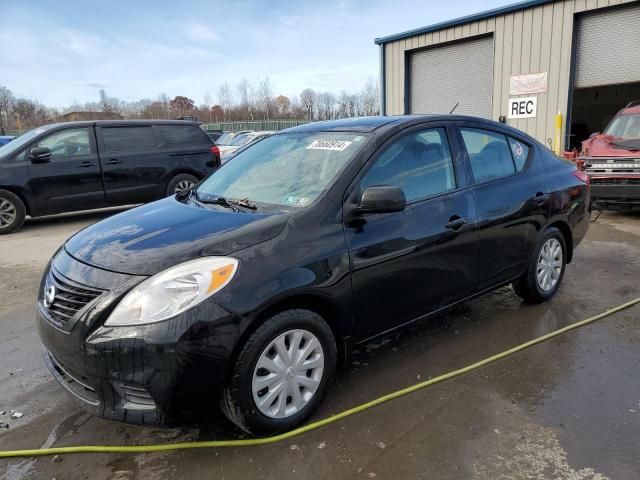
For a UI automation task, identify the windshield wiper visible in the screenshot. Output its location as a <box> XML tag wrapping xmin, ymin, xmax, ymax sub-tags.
<box><xmin>231</xmin><ymin>198</ymin><xmax>257</xmax><ymax>210</ymax></box>
<box><xmin>194</xmin><ymin>192</ymin><xmax>257</xmax><ymax>212</ymax></box>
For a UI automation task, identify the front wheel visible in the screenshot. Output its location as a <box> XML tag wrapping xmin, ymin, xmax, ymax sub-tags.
<box><xmin>513</xmin><ymin>227</ymin><xmax>567</xmax><ymax>303</ymax></box>
<box><xmin>222</xmin><ymin>309</ymin><xmax>337</xmax><ymax>436</ymax></box>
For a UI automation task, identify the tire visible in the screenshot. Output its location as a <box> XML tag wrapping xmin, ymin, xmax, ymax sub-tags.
<box><xmin>166</xmin><ymin>173</ymin><xmax>199</xmax><ymax>196</ymax></box>
<box><xmin>0</xmin><ymin>189</ymin><xmax>26</xmax><ymax>235</ymax></box>
<box><xmin>513</xmin><ymin>227</ymin><xmax>567</xmax><ymax>303</ymax></box>
<box><xmin>222</xmin><ymin>309</ymin><xmax>337</xmax><ymax>436</ymax></box>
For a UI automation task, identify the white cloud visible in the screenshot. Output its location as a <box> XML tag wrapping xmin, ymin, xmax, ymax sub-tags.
<box><xmin>186</xmin><ymin>23</ymin><xmax>222</xmax><ymax>44</ymax></box>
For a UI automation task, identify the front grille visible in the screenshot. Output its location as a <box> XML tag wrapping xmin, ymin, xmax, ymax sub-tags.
<box><xmin>590</xmin><ymin>177</ymin><xmax>640</xmax><ymax>185</ymax></box>
<box><xmin>45</xmin><ymin>269</ymin><xmax>104</xmax><ymax>329</ymax></box>
<box><xmin>46</xmin><ymin>352</ymin><xmax>99</xmax><ymax>406</ymax></box>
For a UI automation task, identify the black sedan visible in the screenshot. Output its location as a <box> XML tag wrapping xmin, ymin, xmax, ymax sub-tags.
<box><xmin>36</xmin><ymin>115</ymin><xmax>590</xmax><ymax>435</ymax></box>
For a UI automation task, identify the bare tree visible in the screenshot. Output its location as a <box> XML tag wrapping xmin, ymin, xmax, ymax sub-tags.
<box><xmin>0</xmin><ymin>86</ymin><xmax>14</xmax><ymax>134</ymax></box>
<box><xmin>256</xmin><ymin>77</ymin><xmax>274</xmax><ymax>120</ymax></box>
<box><xmin>203</xmin><ymin>92</ymin><xmax>213</xmax><ymax>122</ymax></box>
<box><xmin>317</xmin><ymin>92</ymin><xmax>336</xmax><ymax>120</ymax></box>
<box><xmin>300</xmin><ymin>88</ymin><xmax>316</xmax><ymax>120</ymax></box>
<box><xmin>217</xmin><ymin>83</ymin><xmax>233</xmax><ymax>121</ymax></box>
<box><xmin>360</xmin><ymin>78</ymin><xmax>379</xmax><ymax>116</ymax></box>
<box><xmin>13</xmin><ymin>98</ymin><xmax>36</xmax><ymax>129</ymax></box>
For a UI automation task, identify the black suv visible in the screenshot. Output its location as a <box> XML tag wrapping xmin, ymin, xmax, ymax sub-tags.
<box><xmin>0</xmin><ymin>120</ymin><xmax>221</xmax><ymax>233</ymax></box>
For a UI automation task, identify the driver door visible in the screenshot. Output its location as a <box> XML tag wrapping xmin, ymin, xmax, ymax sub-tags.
<box><xmin>27</xmin><ymin>127</ymin><xmax>105</xmax><ymax>215</ymax></box>
<box><xmin>344</xmin><ymin>125</ymin><xmax>478</xmax><ymax>341</ymax></box>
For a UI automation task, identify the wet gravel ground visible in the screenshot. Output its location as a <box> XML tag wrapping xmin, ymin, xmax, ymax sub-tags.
<box><xmin>0</xmin><ymin>209</ymin><xmax>639</xmax><ymax>480</ymax></box>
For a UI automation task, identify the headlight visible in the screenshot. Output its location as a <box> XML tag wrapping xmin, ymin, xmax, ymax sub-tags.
<box><xmin>105</xmin><ymin>257</ymin><xmax>238</xmax><ymax>326</ymax></box>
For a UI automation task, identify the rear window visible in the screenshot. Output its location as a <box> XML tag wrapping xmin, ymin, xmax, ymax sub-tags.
<box><xmin>158</xmin><ymin>125</ymin><xmax>210</xmax><ymax>145</ymax></box>
<box><xmin>102</xmin><ymin>127</ymin><xmax>156</xmax><ymax>152</ymax></box>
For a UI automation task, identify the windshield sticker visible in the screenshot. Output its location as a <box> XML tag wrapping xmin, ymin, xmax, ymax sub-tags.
<box><xmin>284</xmin><ymin>196</ymin><xmax>311</xmax><ymax>207</ymax></box>
<box><xmin>306</xmin><ymin>140</ymin><xmax>352</xmax><ymax>151</ymax></box>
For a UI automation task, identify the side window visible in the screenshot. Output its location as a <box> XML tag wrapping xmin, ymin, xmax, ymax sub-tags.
<box><xmin>158</xmin><ymin>125</ymin><xmax>209</xmax><ymax>144</ymax></box>
<box><xmin>10</xmin><ymin>149</ymin><xmax>26</xmax><ymax>163</ymax></box>
<box><xmin>507</xmin><ymin>137</ymin><xmax>530</xmax><ymax>171</ymax></box>
<box><xmin>35</xmin><ymin>128</ymin><xmax>91</xmax><ymax>161</ymax></box>
<box><xmin>361</xmin><ymin>128</ymin><xmax>456</xmax><ymax>202</ymax></box>
<box><xmin>102</xmin><ymin>127</ymin><xmax>156</xmax><ymax>152</ymax></box>
<box><xmin>460</xmin><ymin>128</ymin><xmax>516</xmax><ymax>183</ymax></box>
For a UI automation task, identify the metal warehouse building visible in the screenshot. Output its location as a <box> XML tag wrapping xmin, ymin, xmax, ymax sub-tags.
<box><xmin>376</xmin><ymin>0</ymin><xmax>640</xmax><ymax>151</ymax></box>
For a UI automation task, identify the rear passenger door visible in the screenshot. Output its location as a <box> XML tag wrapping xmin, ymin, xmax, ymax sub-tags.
<box><xmin>97</xmin><ymin>125</ymin><xmax>165</xmax><ymax>204</ymax></box>
<box><xmin>455</xmin><ymin>123</ymin><xmax>550</xmax><ymax>291</ymax></box>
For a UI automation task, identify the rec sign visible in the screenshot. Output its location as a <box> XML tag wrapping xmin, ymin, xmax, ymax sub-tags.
<box><xmin>508</xmin><ymin>96</ymin><xmax>537</xmax><ymax>119</ymax></box>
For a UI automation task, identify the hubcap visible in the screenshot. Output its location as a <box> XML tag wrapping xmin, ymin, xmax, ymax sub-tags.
<box><xmin>536</xmin><ymin>238</ymin><xmax>563</xmax><ymax>292</ymax></box>
<box><xmin>0</xmin><ymin>198</ymin><xmax>17</xmax><ymax>228</ymax></box>
<box><xmin>252</xmin><ymin>329</ymin><xmax>324</xmax><ymax>419</ymax></box>
<box><xmin>174</xmin><ymin>180</ymin><xmax>194</xmax><ymax>193</ymax></box>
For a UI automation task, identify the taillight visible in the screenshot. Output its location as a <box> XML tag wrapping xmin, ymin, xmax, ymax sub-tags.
<box><xmin>573</xmin><ymin>170</ymin><xmax>590</xmax><ymax>185</ymax></box>
<box><xmin>210</xmin><ymin>145</ymin><xmax>220</xmax><ymax>156</ymax></box>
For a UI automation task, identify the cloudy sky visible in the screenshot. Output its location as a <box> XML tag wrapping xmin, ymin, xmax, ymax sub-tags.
<box><xmin>1</xmin><ymin>0</ymin><xmax>514</xmax><ymax>107</ymax></box>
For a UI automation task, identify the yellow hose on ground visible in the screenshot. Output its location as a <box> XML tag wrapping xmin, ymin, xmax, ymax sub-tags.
<box><xmin>1</xmin><ymin>296</ymin><xmax>639</xmax><ymax>459</ymax></box>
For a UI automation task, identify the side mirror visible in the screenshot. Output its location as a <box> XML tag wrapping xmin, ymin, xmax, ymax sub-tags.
<box><xmin>589</xmin><ymin>132</ymin><xmax>601</xmax><ymax>139</ymax></box>
<box><xmin>29</xmin><ymin>147</ymin><xmax>52</xmax><ymax>163</ymax></box>
<box><xmin>357</xmin><ymin>186</ymin><xmax>406</xmax><ymax>214</ymax></box>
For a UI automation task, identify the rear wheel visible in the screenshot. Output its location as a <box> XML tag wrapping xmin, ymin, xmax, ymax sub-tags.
<box><xmin>513</xmin><ymin>227</ymin><xmax>566</xmax><ymax>303</ymax></box>
<box><xmin>222</xmin><ymin>309</ymin><xmax>336</xmax><ymax>436</ymax></box>
<box><xmin>166</xmin><ymin>173</ymin><xmax>199</xmax><ymax>196</ymax></box>
<box><xmin>0</xmin><ymin>189</ymin><xmax>26</xmax><ymax>234</ymax></box>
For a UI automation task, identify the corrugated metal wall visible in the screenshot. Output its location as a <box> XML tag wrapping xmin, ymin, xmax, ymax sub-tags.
<box><xmin>382</xmin><ymin>0</ymin><xmax>637</xmax><ymax>146</ymax></box>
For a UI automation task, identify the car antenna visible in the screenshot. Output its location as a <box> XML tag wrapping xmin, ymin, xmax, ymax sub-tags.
<box><xmin>449</xmin><ymin>102</ymin><xmax>459</xmax><ymax>114</ymax></box>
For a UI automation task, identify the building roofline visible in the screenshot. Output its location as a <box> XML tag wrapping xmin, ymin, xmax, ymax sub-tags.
<box><xmin>374</xmin><ymin>0</ymin><xmax>554</xmax><ymax>45</ymax></box>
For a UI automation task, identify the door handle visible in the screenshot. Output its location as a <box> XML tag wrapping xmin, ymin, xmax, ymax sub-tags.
<box><xmin>445</xmin><ymin>216</ymin><xmax>468</xmax><ymax>230</ymax></box>
<box><xmin>77</xmin><ymin>161</ymin><xmax>96</xmax><ymax>168</ymax></box>
<box><xmin>104</xmin><ymin>159</ymin><xmax>122</xmax><ymax>165</ymax></box>
<box><xmin>532</xmin><ymin>192</ymin><xmax>549</xmax><ymax>205</ymax></box>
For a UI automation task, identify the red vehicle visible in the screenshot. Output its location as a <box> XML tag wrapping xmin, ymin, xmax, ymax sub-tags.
<box><xmin>579</xmin><ymin>101</ymin><xmax>640</xmax><ymax>210</ymax></box>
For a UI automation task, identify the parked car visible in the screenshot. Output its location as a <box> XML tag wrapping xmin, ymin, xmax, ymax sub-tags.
<box><xmin>36</xmin><ymin>115</ymin><xmax>589</xmax><ymax>435</ymax></box>
<box><xmin>0</xmin><ymin>120</ymin><xmax>220</xmax><ymax>233</ymax></box>
<box><xmin>579</xmin><ymin>101</ymin><xmax>640</xmax><ymax>209</ymax></box>
<box><xmin>204</xmin><ymin>129</ymin><xmax>226</xmax><ymax>142</ymax></box>
<box><xmin>0</xmin><ymin>135</ymin><xmax>16</xmax><ymax>146</ymax></box>
<box><xmin>215</xmin><ymin>130</ymin><xmax>252</xmax><ymax>146</ymax></box>
<box><xmin>218</xmin><ymin>131</ymin><xmax>275</xmax><ymax>156</ymax></box>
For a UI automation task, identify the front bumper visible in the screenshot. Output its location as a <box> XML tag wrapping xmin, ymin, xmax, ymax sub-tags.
<box><xmin>590</xmin><ymin>180</ymin><xmax>640</xmax><ymax>207</ymax></box>
<box><xmin>37</xmin><ymin>249</ymin><xmax>244</xmax><ymax>425</ymax></box>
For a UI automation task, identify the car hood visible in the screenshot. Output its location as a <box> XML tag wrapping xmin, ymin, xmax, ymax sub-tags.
<box><xmin>581</xmin><ymin>134</ymin><xmax>640</xmax><ymax>157</ymax></box>
<box><xmin>64</xmin><ymin>196</ymin><xmax>290</xmax><ymax>276</ymax></box>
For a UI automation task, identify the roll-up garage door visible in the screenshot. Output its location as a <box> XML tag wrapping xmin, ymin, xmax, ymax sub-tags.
<box><xmin>409</xmin><ymin>35</ymin><xmax>494</xmax><ymax>118</ymax></box>
<box><xmin>575</xmin><ymin>4</ymin><xmax>640</xmax><ymax>88</ymax></box>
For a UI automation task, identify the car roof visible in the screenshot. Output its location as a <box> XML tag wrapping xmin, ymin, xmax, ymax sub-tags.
<box><xmin>32</xmin><ymin>120</ymin><xmax>202</xmax><ymax>130</ymax></box>
<box><xmin>282</xmin><ymin>114</ymin><xmax>531</xmax><ymax>137</ymax></box>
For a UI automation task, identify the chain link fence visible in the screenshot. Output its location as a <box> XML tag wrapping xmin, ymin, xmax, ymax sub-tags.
<box><xmin>201</xmin><ymin>119</ymin><xmax>309</xmax><ymax>132</ymax></box>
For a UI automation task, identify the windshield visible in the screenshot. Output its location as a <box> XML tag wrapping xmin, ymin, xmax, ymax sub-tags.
<box><xmin>197</xmin><ymin>132</ymin><xmax>370</xmax><ymax>208</ymax></box>
<box><xmin>0</xmin><ymin>126</ymin><xmax>50</xmax><ymax>156</ymax></box>
<box><xmin>216</xmin><ymin>133</ymin><xmax>235</xmax><ymax>145</ymax></box>
<box><xmin>228</xmin><ymin>133</ymin><xmax>251</xmax><ymax>146</ymax></box>
<box><xmin>604</xmin><ymin>114</ymin><xmax>640</xmax><ymax>138</ymax></box>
